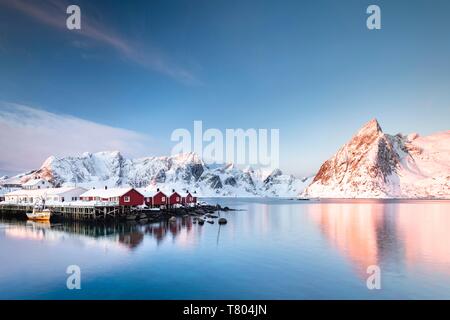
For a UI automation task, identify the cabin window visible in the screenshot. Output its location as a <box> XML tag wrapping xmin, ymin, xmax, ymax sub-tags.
<box><xmin>124</xmin><ymin>196</ymin><xmax>130</xmax><ymax>203</ymax></box>
<box><xmin>162</xmin><ymin>197</ymin><xmax>166</xmax><ymax>201</ymax></box>
<box><xmin>176</xmin><ymin>197</ymin><xmax>180</xmax><ymax>201</ymax></box>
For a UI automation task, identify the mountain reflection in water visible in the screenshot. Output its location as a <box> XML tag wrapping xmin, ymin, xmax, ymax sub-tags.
<box><xmin>1</xmin><ymin>199</ymin><xmax>449</xmax><ymax>299</ymax></box>
<box><xmin>307</xmin><ymin>200</ymin><xmax>450</xmax><ymax>277</ymax></box>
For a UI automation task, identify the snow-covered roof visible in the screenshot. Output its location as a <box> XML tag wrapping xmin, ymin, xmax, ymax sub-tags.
<box><xmin>136</xmin><ymin>188</ymin><xmax>157</xmax><ymax>197</ymax></box>
<box><xmin>178</xmin><ymin>191</ymin><xmax>193</xmax><ymax>197</ymax></box>
<box><xmin>138</xmin><ymin>187</ymin><xmax>176</xmax><ymax>196</ymax></box>
<box><xmin>23</xmin><ymin>178</ymin><xmax>51</xmax><ymax>186</ymax></box>
<box><xmin>80</xmin><ymin>187</ymin><xmax>134</xmax><ymax>198</ymax></box>
<box><xmin>158</xmin><ymin>187</ymin><xmax>181</xmax><ymax>196</ymax></box>
<box><xmin>5</xmin><ymin>187</ymin><xmax>87</xmax><ymax>197</ymax></box>
<box><xmin>136</xmin><ymin>188</ymin><xmax>179</xmax><ymax>197</ymax></box>
<box><xmin>137</xmin><ymin>186</ymin><xmax>194</xmax><ymax>197</ymax></box>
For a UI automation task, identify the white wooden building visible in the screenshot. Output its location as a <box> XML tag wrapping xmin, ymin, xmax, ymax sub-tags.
<box><xmin>22</xmin><ymin>178</ymin><xmax>53</xmax><ymax>190</ymax></box>
<box><xmin>4</xmin><ymin>187</ymin><xmax>87</xmax><ymax>204</ymax></box>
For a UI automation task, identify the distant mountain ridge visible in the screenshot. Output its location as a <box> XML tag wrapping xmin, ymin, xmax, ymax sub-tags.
<box><xmin>2</xmin><ymin>119</ymin><xmax>448</xmax><ymax>199</ymax></box>
<box><xmin>302</xmin><ymin>119</ymin><xmax>450</xmax><ymax>198</ymax></box>
<box><xmin>0</xmin><ymin>151</ymin><xmax>311</xmax><ymax>197</ymax></box>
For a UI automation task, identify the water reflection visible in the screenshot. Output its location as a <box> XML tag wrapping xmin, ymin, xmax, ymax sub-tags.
<box><xmin>0</xmin><ymin>216</ymin><xmax>201</xmax><ymax>250</ymax></box>
<box><xmin>143</xmin><ymin>217</ymin><xmax>200</xmax><ymax>248</ymax></box>
<box><xmin>1</xmin><ymin>199</ymin><xmax>450</xmax><ymax>299</ymax></box>
<box><xmin>308</xmin><ymin>200</ymin><xmax>450</xmax><ymax>277</ymax></box>
<box><xmin>4</xmin><ymin>220</ymin><xmax>52</xmax><ymax>241</ymax></box>
<box><xmin>396</xmin><ymin>203</ymin><xmax>450</xmax><ymax>275</ymax></box>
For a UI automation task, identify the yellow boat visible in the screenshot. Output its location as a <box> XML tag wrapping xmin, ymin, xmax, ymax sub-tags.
<box><xmin>26</xmin><ymin>208</ymin><xmax>51</xmax><ymax>221</ymax></box>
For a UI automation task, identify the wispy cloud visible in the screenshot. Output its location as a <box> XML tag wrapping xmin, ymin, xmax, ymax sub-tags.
<box><xmin>0</xmin><ymin>0</ymin><xmax>200</xmax><ymax>85</ymax></box>
<box><xmin>0</xmin><ymin>102</ymin><xmax>160</xmax><ymax>173</ymax></box>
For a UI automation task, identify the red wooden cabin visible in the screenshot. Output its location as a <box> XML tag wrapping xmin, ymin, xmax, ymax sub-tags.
<box><xmin>118</xmin><ymin>189</ymin><xmax>145</xmax><ymax>206</ymax></box>
<box><xmin>152</xmin><ymin>189</ymin><xmax>168</xmax><ymax>207</ymax></box>
<box><xmin>181</xmin><ymin>191</ymin><xmax>196</xmax><ymax>205</ymax></box>
<box><xmin>80</xmin><ymin>187</ymin><xmax>144</xmax><ymax>206</ymax></box>
<box><xmin>168</xmin><ymin>189</ymin><xmax>182</xmax><ymax>207</ymax></box>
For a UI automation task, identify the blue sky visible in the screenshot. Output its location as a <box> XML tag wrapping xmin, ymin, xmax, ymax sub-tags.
<box><xmin>0</xmin><ymin>0</ymin><xmax>449</xmax><ymax>176</ymax></box>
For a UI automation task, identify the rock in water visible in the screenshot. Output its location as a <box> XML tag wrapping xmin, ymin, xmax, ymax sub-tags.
<box><xmin>218</xmin><ymin>218</ymin><xmax>227</xmax><ymax>225</ymax></box>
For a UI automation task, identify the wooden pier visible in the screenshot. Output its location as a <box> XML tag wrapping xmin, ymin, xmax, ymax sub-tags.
<box><xmin>0</xmin><ymin>202</ymin><xmax>226</xmax><ymax>222</ymax></box>
<box><xmin>0</xmin><ymin>203</ymin><xmax>136</xmax><ymax>221</ymax></box>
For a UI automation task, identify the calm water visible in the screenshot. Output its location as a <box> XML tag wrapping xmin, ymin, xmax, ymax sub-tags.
<box><xmin>0</xmin><ymin>198</ymin><xmax>449</xmax><ymax>299</ymax></box>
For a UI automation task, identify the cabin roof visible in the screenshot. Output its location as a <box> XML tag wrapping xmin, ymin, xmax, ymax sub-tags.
<box><xmin>23</xmin><ymin>178</ymin><xmax>50</xmax><ymax>186</ymax></box>
<box><xmin>137</xmin><ymin>187</ymin><xmax>194</xmax><ymax>197</ymax></box>
<box><xmin>5</xmin><ymin>187</ymin><xmax>87</xmax><ymax>197</ymax></box>
<box><xmin>137</xmin><ymin>188</ymin><xmax>172</xmax><ymax>197</ymax></box>
<box><xmin>80</xmin><ymin>187</ymin><xmax>135</xmax><ymax>198</ymax></box>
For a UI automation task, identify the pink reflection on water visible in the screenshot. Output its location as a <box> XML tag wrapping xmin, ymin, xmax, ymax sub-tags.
<box><xmin>396</xmin><ymin>202</ymin><xmax>450</xmax><ymax>275</ymax></box>
<box><xmin>308</xmin><ymin>201</ymin><xmax>382</xmax><ymax>276</ymax></box>
<box><xmin>308</xmin><ymin>200</ymin><xmax>450</xmax><ymax>278</ymax></box>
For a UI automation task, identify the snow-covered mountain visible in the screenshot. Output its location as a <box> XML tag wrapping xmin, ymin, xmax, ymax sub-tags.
<box><xmin>1</xmin><ymin>151</ymin><xmax>311</xmax><ymax>197</ymax></box>
<box><xmin>302</xmin><ymin>119</ymin><xmax>450</xmax><ymax>199</ymax></box>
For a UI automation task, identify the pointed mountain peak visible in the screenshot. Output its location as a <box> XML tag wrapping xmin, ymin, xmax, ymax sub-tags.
<box><xmin>170</xmin><ymin>152</ymin><xmax>205</xmax><ymax>166</ymax></box>
<box><xmin>41</xmin><ymin>155</ymin><xmax>57</xmax><ymax>168</ymax></box>
<box><xmin>355</xmin><ymin>118</ymin><xmax>383</xmax><ymax>137</ymax></box>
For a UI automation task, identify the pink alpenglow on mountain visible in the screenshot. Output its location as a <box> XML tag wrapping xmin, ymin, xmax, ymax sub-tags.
<box><xmin>302</xmin><ymin>119</ymin><xmax>450</xmax><ymax>199</ymax></box>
